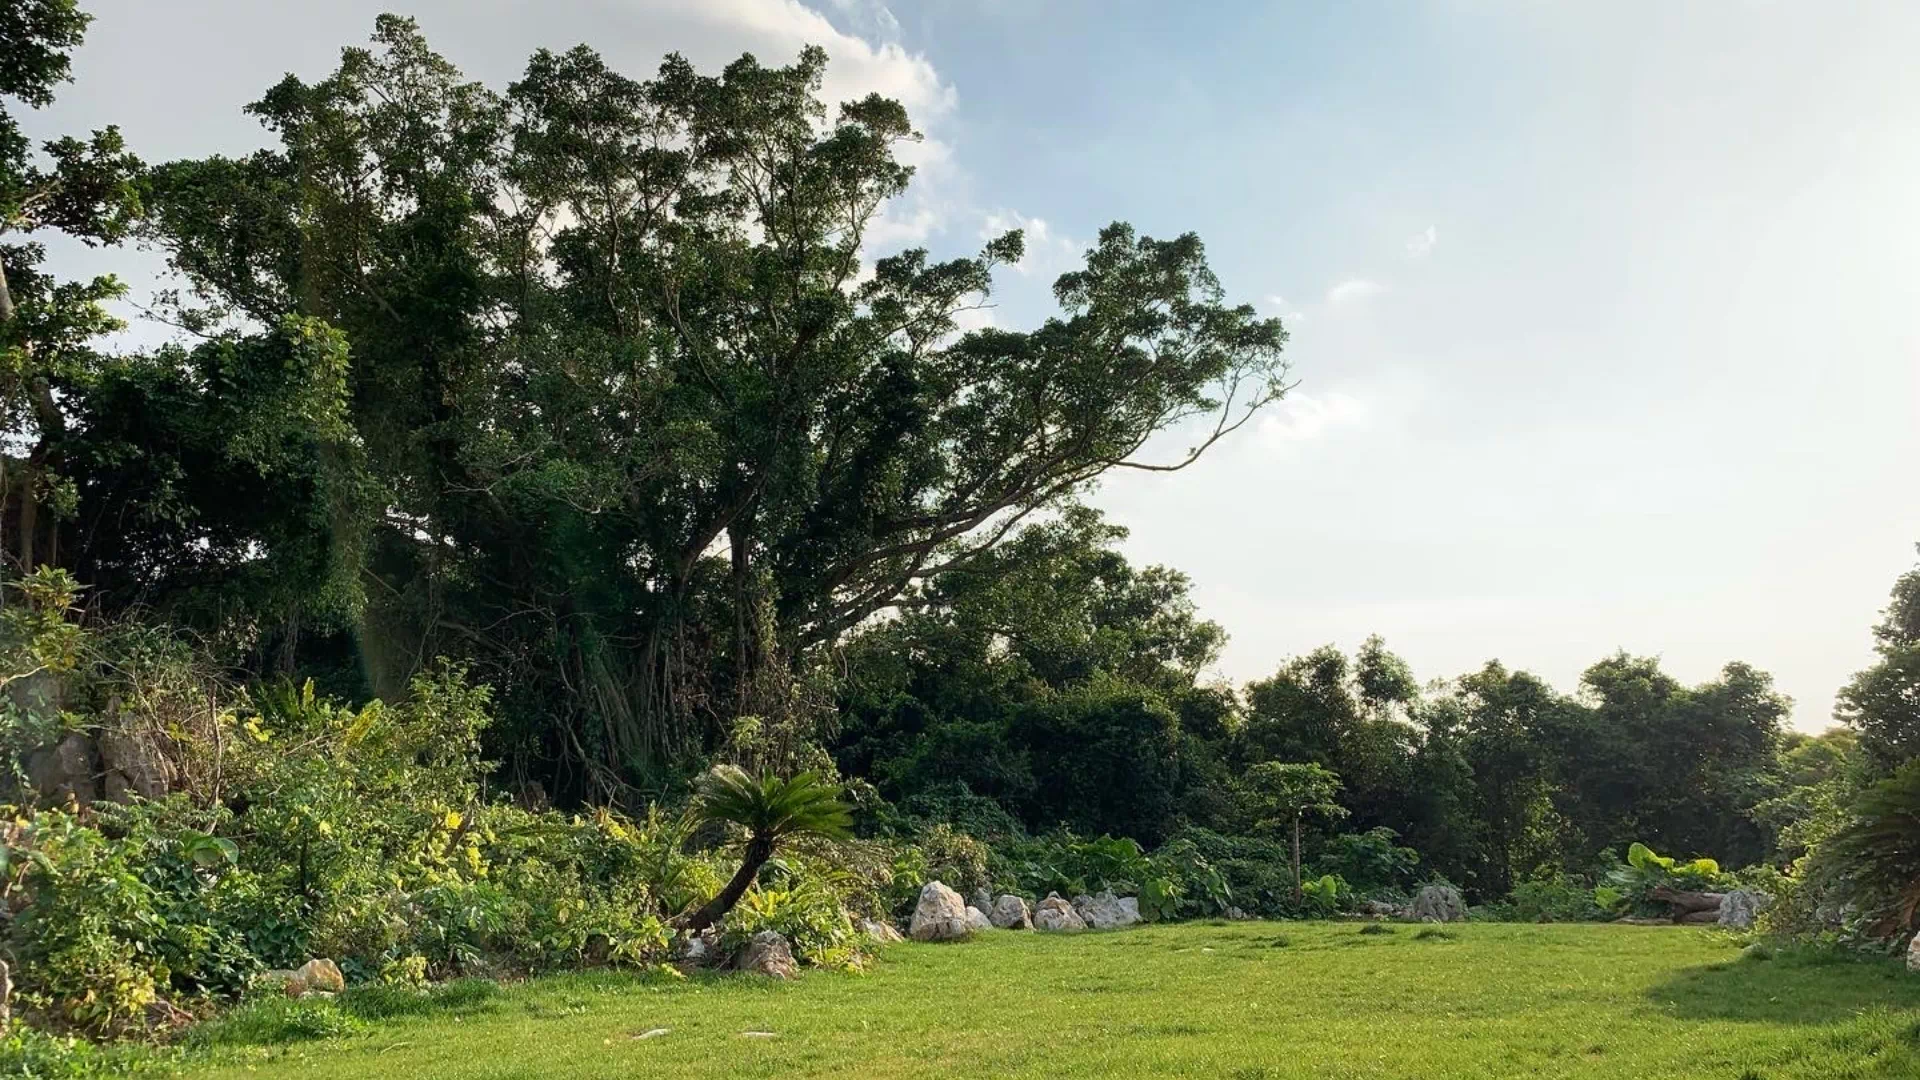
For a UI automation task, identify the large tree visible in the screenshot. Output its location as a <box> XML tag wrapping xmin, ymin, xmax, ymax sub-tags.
<box><xmin>128</xmin><ymin>20</ymin><xmax>1289</xmax><ymax>797</ymax></box>
<box><xmin>0</xmin><ymin>0</ymin><xmax>142</xmax><ymax>572</ymax></box>
<box><xmin>1838</xmin><ymin>547</ymin><xmax>1920</xmax><ymax>775</ymax></box>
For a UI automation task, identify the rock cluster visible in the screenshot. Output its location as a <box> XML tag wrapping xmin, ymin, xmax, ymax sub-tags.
<box><xmin>1071</xmin><ymin>890</ymin><xmax>1143</xmax><ymax>930</ymax></box>
<box><xmin>1033</xmin><ymin>893</ymin><xmax>1087</xmax><ymax>932</ymax></box>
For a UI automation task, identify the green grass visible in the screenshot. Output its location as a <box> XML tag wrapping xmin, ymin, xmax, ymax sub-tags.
<box><xmin>172</xmin><ymin>923</ymin><xmax>1920</xmax><ymax>1079</ymax></box>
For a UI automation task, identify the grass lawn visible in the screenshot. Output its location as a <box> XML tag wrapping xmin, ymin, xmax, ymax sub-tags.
<box><xmin>177</xmin><ymin>922</ymin><xmax>1920</xmax><ymax>1079</ymax></box>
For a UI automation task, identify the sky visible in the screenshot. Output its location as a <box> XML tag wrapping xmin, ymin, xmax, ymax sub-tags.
<box><xmin>22</xmin><ymin>0</ymin><xmax>1920</xmax><ymax>730</ymax></box>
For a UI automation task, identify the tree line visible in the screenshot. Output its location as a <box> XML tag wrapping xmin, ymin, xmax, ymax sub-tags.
<box><xmin>3</xmin><ymin>3</ymin><xmax>1915</xmax><ymax>907</ymax></box>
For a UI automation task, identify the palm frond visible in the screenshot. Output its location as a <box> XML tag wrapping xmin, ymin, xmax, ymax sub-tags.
<box><xmin>695</xmin><ymin>765</ymin><xmax>853</xmax><ymax>843</ymax></box>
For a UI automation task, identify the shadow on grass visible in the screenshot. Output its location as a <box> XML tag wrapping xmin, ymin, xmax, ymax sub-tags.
<box><xmin>187</xmin><ymin>980</ymin><xmax>504</xmax><ymax>1049</ymax></box>
<box><xmin>1646</xmin><ymin>949</ymin><xmax>1920</xmax><ymax>1024</ymax></box>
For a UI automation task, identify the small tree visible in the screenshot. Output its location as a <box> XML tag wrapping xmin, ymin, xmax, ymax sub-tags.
<box><xmin>1247</xmin><ymin>762</ymin><xmax>1348</xmax><ymax>902</ymax></box>
<box><xmin>679</xmin><ymin>766</ymin><xmax>853</xmax><ymax>932</ymax></box>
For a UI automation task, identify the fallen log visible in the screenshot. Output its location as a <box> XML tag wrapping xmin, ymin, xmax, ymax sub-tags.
<box><xmin>1650</xmin><ymin>886</ymin><xmax>1725</xmax><ymax>915</ymax></box>
<box><xmin>1677</xmin><ymin>909</ymin><xmax>1721</xmax><ymax>925</ymax></box>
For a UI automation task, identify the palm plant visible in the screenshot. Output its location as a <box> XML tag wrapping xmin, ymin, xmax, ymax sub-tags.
<box><xmin>678</xmin><ymin>766</ymin><xmax>853</xmax><ymax>932</ymax></box>
<box><xmin>1820</xmin><ymin>759</ymin><xmax>1920</xmax><ymax>940</ymax></box>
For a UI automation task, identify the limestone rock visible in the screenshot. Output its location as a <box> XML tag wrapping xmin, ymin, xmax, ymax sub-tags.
<box><xmin>25</xmin><ymin>732</ymin><xmax>97</xmax><ymax>804</ymax></box>
<box><xmin>98</xmin><ymin>728</ymin><xmax>170</xmax><ymax>802</ymax></box>
<box><xmin>909</xmin><ymin>880</ymin><xmax>971</xmax><ymax>942</ymax></box>
<box><xmin>860</xmin><ymin>919</ymin><xmax>904</xmax><ymax>944</ymax></box>
<box><xmin>1224</xmin><ymin>906</ymin><xmax>1253</xmax><ymax>921</ymax></box>
<box><xmin>1360</xmin><ymin>899</ymin><xmax>1401</xmax><ymax>919</ymax></box>
<box><xmin>259</xmin><ymin>958</ymin><xmax>346</xmax><ymax>999</ymax></box>
<box><xmin>294</xmin><ymin>958</ymin><xmax>345</xmax><ymax>995</ymax></box>
<box><xmin>1909</xmin><ymin>933</ymin><xmax>1920</xmax><ymax>973</ymax></box>
<box><xmin>1716</xmin><ymin>889</ymin><xmax>1770</xmax><ymax>930</ymax></box>
<box><xmin>989</xmin><ymin>894</ymin><xmax>1032</xmax><ymax>930</ymax></box>
<box><xmin>1033</xmin><ymin>892</ymin><xmax>1087</xmax><ymax>932</ymax></box>
<box><xmin>1071</xmin><ymin>890</ymin><xmax>1142</xmax><ymax>930</ymax></box>
<box><xmin>964</xmin><ymin>906</ymin><xmax>993</xmax><ymax>932</ymax></box>
<box><xmin>736</xmin><ymin>931</ymin><xmax>798</xmax><ymax>979</ymax></box>
<box><xmin>968</xmin><ymin>886</ymin><xmax>994</xmax><ymax>915</ymax></box>
<box><xmin>1406</xmin><ymin>885</ymin><xmax>1466</xmax><ymax>923</ymax></box>
<box><xmin>677</xmin><ymin>928</ymin><xmax>721</xmax><ymax>966</ymax></box>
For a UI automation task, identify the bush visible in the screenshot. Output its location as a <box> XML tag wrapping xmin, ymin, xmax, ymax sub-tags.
<box><xmin>1487</xmin><ymin>872</ymin><xmax>1612</xmax><ymax>923</ymax></box>
<box><xmin>1317</xmin><ymin>828</ymin><xmax>1421</xmax><ymax>895</ymax></box>
<box><xmin>1606</xmin><ymin>842</ymin><xmax>1730</xmax><ymax>918</ymax></box>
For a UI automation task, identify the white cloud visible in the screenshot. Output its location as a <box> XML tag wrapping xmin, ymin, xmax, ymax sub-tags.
<box><xmin>980</xmin><ymin>209</ymin><xmax>1084</xmax><ymax>277</ymax></box>
<box><xmin>1265</xmin><ymin>294</ymin><xmax>1306</xmax><ymax>322</ymax></box>
<box><xmin>656</xmin><ymin>0</ymin><xmax>959</xmax><ymax>254</ymax></box>
<box><xmin>1405</xmin><ymin>224</ymin><xmax>1438</xmax><ymax>259</ymax></box>
<box><xmin>1257</xmin><ymin>391</ymin><xmax>1371</xmax><ymax>446</ymax></box>
<box><xmin>825</xmin><ymin>0</ymin><xmax>904</xmax><ymax>42</ymax></box>
<box><xmin>1325</xmin><ymin>278</ymin><xmax>1386</xmax><ymax>306</ymax></box>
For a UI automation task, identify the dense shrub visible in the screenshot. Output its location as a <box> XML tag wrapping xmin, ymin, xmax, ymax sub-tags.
<box><xmin>1481</xmin><ymin>872</ymin><xmax>1611</xmax><ymax>923</ymax></box>
<box><xmin>1317</xmin><ymin>828</ymin><xmax>1421</xmax><ymax>895</ymax></box>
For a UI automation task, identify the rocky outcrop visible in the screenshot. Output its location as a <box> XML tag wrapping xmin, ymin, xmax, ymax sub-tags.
<box><xmin>1071</xmin><ymin>890</ymin><xmax>1142</xmax><ymax>930</ymax></box>
<box><xmin>24</xmin><ymin>733</ymin><xmax>95</xmax><ymax>805</ymax></box>
<box><xmin>964</xmin><ymin>906</ymin><xmax>993</xmax><ymax>932</ymax></box>
<box><xmin>1033</xmin><ymin>892</ymin><xmax>1087</xmax><ymax>932</ymax></box>
<box><xmin>989</xmin><ymin>894</ymin><xmax>1032</xmax><ymax>930</ymax></box>
<box><xmin>97</xmin><ymin>728</ymin><xmax>170</xmax><ymax>802</ymax></box>
<box><xmin>736</xmin><ymin>931</ymin><xmax>798</xmax><ymax>978</ymax></box>
<box><xmin>1716</xmin><ymin>889</ymin><xmax>1770</xmax><ymax>930</ymax></box>
<box><xmin>909</xmin><ymin>881</ymin><xmax>971</xmax><ymax>941</ymax></box>
<box><xmin>1406</xmin><ymin>884</ymin><xmax>1466</xmax><ymax>923</ymax></box>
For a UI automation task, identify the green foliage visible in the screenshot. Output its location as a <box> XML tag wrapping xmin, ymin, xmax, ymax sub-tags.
<box><xmin>1812</xmin><ymin>758</ymin><xmax>1920</xmax><ymax>942</ymax></box>
<box><xmin>1296</xmin><ymin>874</ymin><xmax>1349</xmax><ymax>917</ymax></box>
<box><xmin>719</xmin><ymin>873</ymin><xmax>861</xmax><ymax>971</ymax></box>
<box><xmin>1604</xmin><ymin>842</ymin><xmax>1730</xmax><ymax>917</ymax></box>
<box><xmin>1482</xmin><ymin>872</ymin><xmax>1613</xmax><ymax>923</ymax></box>
<box><xmin>996</xmin><ymin>832</ymin><xmax>1152</xmax><ymax>899</ymax></box>
<box><xmin>1318</xmin><ymin>828</ymin><xmax>1421</xmax><ymax>895</ymax></box>
<box><xmin>1837</xmin><ymin>548</ymin><xmax>1920</xmax><ymax>775</ymax></box>
<box><xmin>693</xmin><ymin>767</ymin><xmax>853</xmax><ymax>847</ymax></box>
<box><xmin>0</xmin><ymin>1023</ymin><xmax>160</xmax><ymax>1079</ymax></box>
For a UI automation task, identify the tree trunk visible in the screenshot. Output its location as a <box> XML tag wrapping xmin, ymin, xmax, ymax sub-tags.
<box><xmin>1291</xmin><ymin>814</ymin><xmax>1303</xmax><ymax>903</ymax></box>
<box><xmin>679</xmin><ymin>833</ymin><xmax>774</xmax><ymax>933</ymax></box>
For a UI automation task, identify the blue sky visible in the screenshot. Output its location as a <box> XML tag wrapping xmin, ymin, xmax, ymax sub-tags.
<box><xmin>27</xmin><ymin>0</ymin><xmax>1920</xmax><ymax>727</ymax></box>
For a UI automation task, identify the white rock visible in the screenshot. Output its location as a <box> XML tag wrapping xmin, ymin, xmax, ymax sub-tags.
<box><xmin>909</xmin><ymin>880</ymin><xmax>972</xmax><ymax>941</ymax></box>
<box><xmin>1033</xmin><ymin>892</ymin><xmax>1088</xmax><ymax>932</ymax></box>
<box><xmin>735</xmin><ymin>930</ymin><xmax>798</xmax><ymax>978</ymax></box>
<box><xmin>1071</xmin><ymin>890</ymin><xmax>1142</xmax><ymax>930</ymax></box>
<box><xmin>1406</xmin><ymin>885</ymin><xmax>1465</xmax><ymax>923</ymax></box>
<box><xmin>1716</xmin><ymin>889</ymin><xmax>1770</xmax><ymax>930</ymax></box>
<box><xmin>860</xmin><ymin>919</ymin><xmax>904</xmax><ymax>944</ymax></box>
<box><xmin>1908</xmin><ymin>933</ymin><xmax>1920</xmax><ymax>973</ymax></box>
<box><xmin>964</xmin><ymin>906</ymin><xmax>993</xmax><ymax>932</ymax></box>
<box><xmin>990</xmin><ymin>894</ymin><xmax>1033</xmax><ymax>930</ymax></box>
